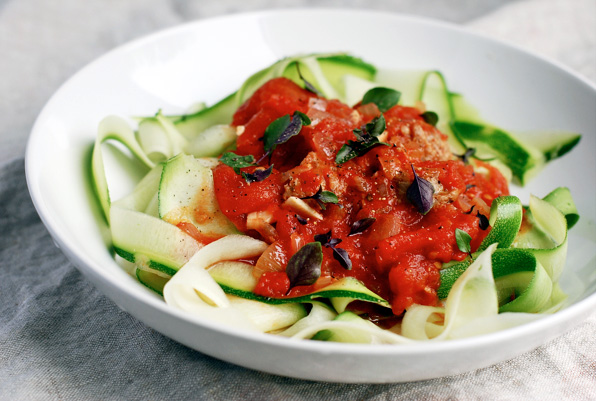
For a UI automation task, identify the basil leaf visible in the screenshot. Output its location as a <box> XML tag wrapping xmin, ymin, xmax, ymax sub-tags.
<box><xmin>335</xmin><ymin>115</ymin><xmax>388</xmax><ymax>164</ymax></box>
<box><xmin>263</xmin><ymin>114</ymin><xmax>291</xmax><ymax>154</ymax></box>
<box><xmin>241</xmin><ymin>165</ymin><xmax>274</xmax><ymax>184</ymax></box>
<box><xmin>406</xmin><ymin>165</ymin><xmax>435</xmax><ymax>214</ymax></box>
<box><xmin>364</xmin><ymin>114</ymin><xmax>386</xmax><ymax>137</ymax></box>
<box><xmin>455</xmin><ymin>147</ymin><xmax>476</xmax><ymax>164</ymax></box>
<box><xmin>349</xmin><ymin>218</ymin><xmax>376</xmax><ymax>236</ymax></box>
<box><xmin>332</xmin><ymin>247</ymin><xmax>352</xmax><ymax>270</ymax></box>
<box><xmin>314</xmin><ymin>231</ymin><xmax>332</xmax><ymax>245</ymax></box>
<box><xmin>455</xmin><ymin>228</ymin><xmax>472</xmax><ymax>254</ymax></box>
<box><xmin>296</xmin><ymin>214</ymin><xmax>308</xmax><ymax>225</ymax></box>
<box><xmin>293</xmin><ymin>110</ymin><xmax>311</xmax><ymax>126</ymax></box>
<box><xmin>286</xmin><ymin>242</ymin><xmax>323</xmax><ymax>290</ymax></box>
<box><xmin>335</xmin><ymin>140</ymin><xmax>385</xmax><ymax>165</ymax></box>
<box><xmin>327</xmin><ymin>237</ymin><xmax>342</xmax><ymax>248</ymax></box>
<box><xmin>296</xmin><ymin>63</ymin><xmax>323</xmax><ymax>97</ymax></box>
<box><xmin>421</xmin><ymin>111</ymin><xmax>439</xmax><ymax>127</ymax></box>
<box><xmin>318</xmin><ymin>190</ymin><xmax>338</xmax><ymax>206</ymax></box>
<box><xmin>477</xmin><ymin>211</ymin><xmax>490</xmax><ymax>230</ymax></box>
<box><xmin>455</xmin><ymin>147</ymin><xmax>495</xmax><ymax>164</ymax></box>
<box><xmin>302</xmin><ymin>187</ymin><xmax>339</xmax><ymax>210</ymax></box>
<box><xmin>362</xmin><ymin>87</ymin><xmax>401</xmax><ymax>112</ymax></box>
<box><xmin>262</xmin><ymin>111</ymin><xmax>311</xmax><ymax>158</ymax></box>
<box><xmin>220</xmin><ymin>152</ymin><xmax>256</xmax><ymax>173</ymax></box>
<box><xmin>314</xmin><ymin>231</ymin><xmax>352</xmax><ymax>270</ymax></box>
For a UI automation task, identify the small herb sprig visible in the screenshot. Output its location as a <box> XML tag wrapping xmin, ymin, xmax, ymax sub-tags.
<box><xmin>335</xmin><ymin>115</ymin><xmax>388</xmax><ymax>164</ymax></box>
<box><xmin>286</xmin><ymin>242</ymin><xmax>323</xmax><ymax>292</ymax></box>
<box><xmin>295</xmin><ymin>63</ymin><xmax>323</xmax><ymax>96</ymax></box>
<box><xmin>348</xmin><ymin>218</ymin><xmax>376</xmax><ymax>236</ymax></box>
<box><xmin>301</xmin><ymin>186</ymin><xmax>339</xmax><ymax>210</ymax></box>
<box><xmin>260</xmin><ymin>111</ymin><xmax>311</xmax><ymax>163</ymax></box>
<box><xmin>406</xmin><ymin>164</ymin><xmax>435</xmax><ymax>215</ymax></box>
<box><xmin>455</xmin><ymin>228</ymin><xmax>472</xmax><ymax>254</ymax></box>
<box><xmin>219</xmin><ymin>152</ymin><xmax>273</xmax><ymax>184</ymax></box>
<box><xmin>464</xmin><ymin>205</ymin><xmax>490</xmax><ymax>230</ymax></box>
<box><xmin>314</xmin><ymin>231</ymin><xmax>352</xmax><ymax>270</ymax></box>
<box><xmin>361</xmin><ymin>87</ymin><xmax>401</xmax><ymax>112</ymax></box>
<box><xmin>421</xmin><ymin>111</ymin><xmax>439</xmax><ymax>127</ymax></box>
<box><xmin>219</xmin><ymin>110</ymin><xmax>310</xmax><ymax>184</ymax></box>
<box><xmin>219</xmin><ymin>152</ymin><xmax>257</xmax><ymax>173</ymax></box>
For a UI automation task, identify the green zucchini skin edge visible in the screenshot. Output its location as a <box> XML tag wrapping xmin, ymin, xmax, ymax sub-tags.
<box><xmin>217</xmin><ymin>283</ymin><xmax>390</xmax><ymax>307</ymax></box>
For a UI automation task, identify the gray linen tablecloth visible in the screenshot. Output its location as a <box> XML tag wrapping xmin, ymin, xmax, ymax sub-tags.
<box><xmin>1</xmin><ymin>0</ymin><xmax>595</xmax><ymax>399</ymax></box>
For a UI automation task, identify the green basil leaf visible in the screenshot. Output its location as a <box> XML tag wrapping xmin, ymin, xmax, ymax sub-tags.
<box><xmin>455</xmin><ymin>228</ymin><xmax>472</xmax><ymax>253</ymax></box>
<box><xmin>293</xmin><ymin>110</ymin><xmax>311</xmax><ymax>126</ymax></box>
<box><xmin>318</xmin><ymin>190</ymin><xmax>338</xmax><ymax>205</ymax></box>
<box><xmin>362</xmin><ymin>87</ymin><xmax>401</xmax><ymax>112</ymax></box>
<box><xmin>262</xmin><ymin>111</ymin><xmax>311</xmax><ymax>159</ymax></box>
<box><xmin>335</xmin><ymin>115</ymin><xmax>388</xmax><ymax>164</ymax></box>
<box><xmin>286</xmin><ymin>242</ymin><xmax>323</xmax><ymax>290</ymax></box>
<box><xmin>302</xmin><ymin>187</ymin><xmax>339</xmax><ymax>210</ymax></box>
<box><xmin>365</xmin><ymin>114</ymin><xmax>386</xmax><ymax>137</ymax></box>
<box><xmin>263</xmin><ymin>114</ymin><xmax>291</xmax><ymax>155</ymax></box>
<box><xmin>421</xmin><ymin>111</ymin><xmax>439</xmax><ymax>127</ymax></box>
<box><xmin>335</xmin><ymin>140</ymin><xmax>384</xmax><ymax>165</ymax></box>
<box><xmin>220</xmin><ymin>152</ymin><xmax>256</xmax><ymax>173</ymax></box>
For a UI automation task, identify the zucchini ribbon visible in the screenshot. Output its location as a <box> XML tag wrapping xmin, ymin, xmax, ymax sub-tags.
<box><xmin>88</xmin><ymin>53</ymin><xmax>580</xmax><ymax>342</ymax></box>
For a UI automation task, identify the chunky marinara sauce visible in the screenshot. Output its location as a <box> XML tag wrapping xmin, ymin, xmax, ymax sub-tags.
<box><xmin>212</xmin><ymin>77</ymin><xmax>509</xmax><ymax>316</ymax></box>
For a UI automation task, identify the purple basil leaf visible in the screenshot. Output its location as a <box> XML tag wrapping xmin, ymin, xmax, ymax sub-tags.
<box><xmin>314</xmin><ymin>231</ymin><xmax>332</xmax><ymax>245</ymax></box>
<box><xmin>349</xmin><ymin>218</ymin><xmax>376</xmax><ymax>236</ymax></box>
<box><xmin>241</xmin><ymin>165</ymin><xmax>274</xmax><ymax>184</ymax></box>
<box><xmin>261</xmin><ymin>111</ymin><xmax>311</xmax><ymax>164</ymax></box>
<box><xmin>275</xmin><ymin>113</ymin><xmax>303</xmax><ymax>145</ymax></box>
<box><xmin>286</xmin><ymin>242</ymin><xmax>323</xmax><ymax>289</ymax></box>
<box><xmin>263</xmin><ymin>115</ymin><xmax>291</xmax><ymax>155</ymax></box>
<box><xmin>477</xmin><ymin>211</ymin><xmax>490</xmax><ymax>230</ymax></box>
<box><xmin>296</xmin><ymin>214</ymin><xmax>308</xmax><ymax>225</ymax></box>
<box><xmin>406</xmin><ymin>165</ymin><xmax>435</xmax><ymax>214</ymax></box>
<box><xmin>296</xmin><ymin>63</ymin><xmax>323</xmax><ymax>97</ymax></box>
<box><xmin>293</xmin><ymin>110</ymin><xmax>311</xmax><ymax>126</ymax></box>
<box><xmin>327</xmin><ymin>237</ymin><xmax>342</xmax><ymax>248</ymax></box>
<box><xmin>314</xmin><ymin>230</ymin><xmax>341</xmax><ymax>248</ymax></box>
<box><xmin>464</xmin><ymin>205</ymin><xmax>475</xmax><ymax>215</ymax></box>
<box><xmin>455</xmin><ymin>148</ymin><xmax>476</xmax><ymax>165</ymax></box>
<box><xmin>332</xmin><ymin>247</ymin><xmax>352</xmax><ymax>270</ymax></box>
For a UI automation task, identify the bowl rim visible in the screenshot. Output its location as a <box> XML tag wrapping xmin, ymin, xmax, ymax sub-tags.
<box><xmin>25</xmin><ymin>8</ymin><xmax>596</xmax><ymax>361</ymax></box>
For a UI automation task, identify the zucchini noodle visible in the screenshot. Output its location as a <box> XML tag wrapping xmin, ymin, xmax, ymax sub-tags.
<box><xmin>90</xmin><ymin>53</ymin><xmax>580</xmax><ymax>343</ymax></box>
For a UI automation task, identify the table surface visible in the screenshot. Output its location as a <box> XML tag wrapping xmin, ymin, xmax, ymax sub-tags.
<box><xmin>1</xmin><ymin>0</ymin><xmax>595</xmax><ymax>399</ymax></box>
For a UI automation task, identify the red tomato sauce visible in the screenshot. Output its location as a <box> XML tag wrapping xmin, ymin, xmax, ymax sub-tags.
<box><xmin>212</xmin><ymin>77</ymin><xmax>509</xmax><ymax>316</ymax></box>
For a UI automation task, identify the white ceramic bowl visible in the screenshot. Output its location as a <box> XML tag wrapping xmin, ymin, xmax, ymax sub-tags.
<box><xmin>26</xmin><ymin>9</ymin><xmax>596</xmax><ymax>383</ymax></box>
